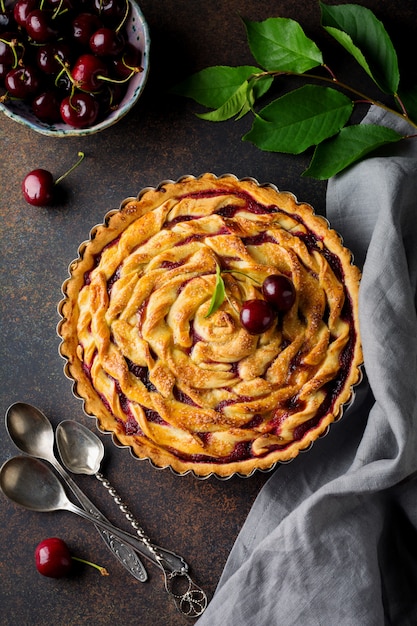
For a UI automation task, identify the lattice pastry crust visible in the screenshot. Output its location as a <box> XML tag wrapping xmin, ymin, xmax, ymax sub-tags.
<box><xmin>59</xmin><ymin>174</ymin><xmax>363</xmax><ymax>478</ymax></box>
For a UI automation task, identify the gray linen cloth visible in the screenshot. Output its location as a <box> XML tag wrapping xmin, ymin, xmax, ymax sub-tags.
<box><xmin>196</xmin><ymin>107</ymin><xmax>417</xmax><ymax>626</ymax></box>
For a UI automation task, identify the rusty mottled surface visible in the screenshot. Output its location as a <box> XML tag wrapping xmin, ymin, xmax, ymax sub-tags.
<box><xmin>1</xmin><ymin>1</ymin><xmax>416</xmax><ymax>625</ymax></box>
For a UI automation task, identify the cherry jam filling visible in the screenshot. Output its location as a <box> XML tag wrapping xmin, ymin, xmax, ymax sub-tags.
<box><xmin>159</xmin><ymin>260</ymin><xmax>183</xmax><ymax>269</ymax></box>
<box><xmin>107</xmin><ymin>267</ymin><xmax>121</xmax><ymax>294</ymax></box>
<box><xmin>143</xmin><ymin>407</ymin><xmax>167</xmax><ymax>425</ymax></box>
<box><xmin>125</xmin><ymin>358</ymin><xmax>157</xmax><ymax>392</ymax></box>
<box><xmin>216</xmin><ymin>396</ymin><xmax>253</xmax><ymax>412</ymax></box>
<box><xmin>174</xmin><ymin>226</ymin><xmax>231</xmax><ymax>247</ymax></box>
<box><xmin>165</xmin><ymin>214</ymin><xmax>198</xmax><ymax>227</ymax></box>
<box><xmin>173</xmin><ymin>386</ymin><xmax>199</xmax><ymax>406</ymax></box>
<box><xmin>241</xmin><ymin>233</ymin><xmax>278</xmax><ymax>246</ymax></box>
<box><xmin>176</xmin><ymin>188</ymin><xmax>281</xmax><ymax>217</ymax></box>
<box><xmin>124</xmin><ymin>416</ymin><xmax>142</xmax><ymax>436</ymax></box>
<box><xmin>83</xmin><ymin>235</ymin><xmax>121</xmax><ymax>286</ymax></box>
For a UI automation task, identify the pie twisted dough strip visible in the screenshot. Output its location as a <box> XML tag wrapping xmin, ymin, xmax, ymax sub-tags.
<box><xmin>59</xmin><ymin>174</ymin><xmax>363</xmax><ymax>478</ymax></box>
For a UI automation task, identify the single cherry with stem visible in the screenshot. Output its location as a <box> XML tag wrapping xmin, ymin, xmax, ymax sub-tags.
<box><xmin>4</xmin><ymin>65</ymin><xmax>40</xmax><ymax>98</ymax></box>
<box><xmin>89</xmin><ymin>0</ymin><xmax>129</xmax><ymax>57</ymax></box>
<box><xmin>71</xmin><ymin>53</ymin><xmax>108</xmax><ymax>91</ymax></box>
<box><xmin>60</xmin><ymin>92</ymin><xmax>99</xmax><ymax>127</ymax></box>
<box><xmin>22</xmin><ymin>151</ymin><xmax>85</xmax><ymax>206</ymax></box>
<box><xmin>35</xmin><ymin>537</ymin><xmax>109</xmax><ymax>578</ymax></box>
<box><xmin>111</xmin><ymin>42</ymin><xmax>142</xmax><ymax>80</ymax></box>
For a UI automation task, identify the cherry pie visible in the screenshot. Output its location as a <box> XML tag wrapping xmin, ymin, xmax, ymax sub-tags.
<box><xmin>59</xmin><ymin>174</ymin><xmax>362</xmax><ymax>478</ymax></box>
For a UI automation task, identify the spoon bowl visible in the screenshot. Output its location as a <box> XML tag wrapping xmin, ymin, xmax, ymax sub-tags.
<box><xmin>5</xmin><ymin>402</ymin><xmax>55</xmax><ymax>462</ymax></box>
<box><xmin>56</xmin><ymin>420</ymin><xmax>104</xmax><ymax>475</ymax></box>
<box><xmin>1</xmin><ymin>456</ymin><xmax>69</xmax><ymax>512</ymax></box>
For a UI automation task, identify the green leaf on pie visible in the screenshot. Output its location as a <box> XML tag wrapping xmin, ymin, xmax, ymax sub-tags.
<box><xmin>243</xmin><ymin>17</ymin><xmax>323</xmax><ymax>73</ymax></box>
<box><xmin>171</xmin><ymin>65</ymin><xmax>272</xmax><ymax>111</ymax></box>
<box><xmin>303</xmin><ymin>124</ymin><xmax>403</xmax><ymax>179</ymax></box>
<box><xmin>205</xmin><ymin>264</ymin><xmax>226</xmax><ymax>317</ymax></box>
<box><xmin>243</xmin><ymin>84</ymin><xmax>353</xmax><ymax>154</ymax></box>
<box><xmin>320</xmin><ymin>2</ymin><xmax>400</xmax><ymax>94</ymax></box>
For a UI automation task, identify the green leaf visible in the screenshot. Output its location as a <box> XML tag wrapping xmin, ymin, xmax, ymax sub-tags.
<box><xmin>205</xmin><ymin>264</ymin><xmax>226</xmax><ymax>317</ymax></box>
<box><xmin>171</xmin><ymin>65</ymin><xmax>270</xmax><ymax>109</ymax></box>
<box><xmin>320</xmin><ymin>2</ymin><xmax>400</xmax><ymax>94</ymax></box>
<box><xmin>243</xmin><ymin>84</ymin><xmax>353</xmax><ymax>154</ymax></box>
<box><xmin>197</xmin><ymin>80</ymin><xmax>250</xmax><ymax>121</ymax></box>
<box><xmin>243</xmin><ymin>17</ymin><xmax>323</xmax><ymax>73</ymax></box>
<box><xmin>303</xmin><ymin>124</ymin><xmax>403</xmax><ymax>179</ymax></box>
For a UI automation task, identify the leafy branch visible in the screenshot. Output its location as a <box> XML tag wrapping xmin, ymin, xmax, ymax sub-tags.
<box><xmin>172</xmin><ymin>2</ymin><xmax>417</xmax><ymax>179</ymax></box>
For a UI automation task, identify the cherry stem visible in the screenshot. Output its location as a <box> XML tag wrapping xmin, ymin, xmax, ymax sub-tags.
<box><xmin>116</xmin><ymin>0</ymin><xmax>130</xmax><ymax>34</ymax></box>
<box><xmin>223</xmin><ymin>268</ymin><xmax>262</xmax><ymax>285</ymax></box>
<box><xmin>55</xmin><ymin>151</ymin><xmax>85</xmax><ymax>185</ymax></box>
<box><xmin>72</xmin><ymin>556</ymin><xmax>109</xmax><ymax>576</ymax></box>
<box><xmin>0</xmin><ymin>38</ymin><xmax>24</xmax><ymax>69</ymax></box>
<box><xmin>98</xmin><ymin>67</ymin><xmax>142</xmax><ymax>85</ymax></box>
<box><xmin>52</xmin><ymin>1</ymin><xmax>69</xmax><ymax>19</ymax></box>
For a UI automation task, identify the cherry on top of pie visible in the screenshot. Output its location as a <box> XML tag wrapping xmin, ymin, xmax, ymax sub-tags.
<box><xmin>59</xmin><ymin>174</ymin><xmax>363</xmax><ymax>478</ymax></box>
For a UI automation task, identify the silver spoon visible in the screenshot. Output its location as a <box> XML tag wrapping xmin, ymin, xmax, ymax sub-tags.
<box><xmin>5</xmin><ymin>402</ymin><xmax>148</xmax><ymax>583</ymax></box>
<box><xmin>55</xmin><ymin>420</ymin><xmax>189</xmax><ymax>576</ymax></box>
<box><xmin>0</xmin><ymin>456</ymin><xmax>208</xmax><ymax>618</ymax></box>
<box><xmin>56</xmin><ymin>420</ymin><xmax>208</xmax><ymax>617</ymax></box>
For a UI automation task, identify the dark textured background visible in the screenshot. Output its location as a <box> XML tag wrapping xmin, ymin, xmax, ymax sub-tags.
<box><xmin>1</xmin><ymin>1</ymin><xmax>416</xmax><ymax>624</ymax></box>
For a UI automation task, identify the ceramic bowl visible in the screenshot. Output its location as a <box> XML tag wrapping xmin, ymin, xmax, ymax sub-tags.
<box><xmin>0</xmin><ymin>0</ymin><xmax>150</xmax><ymax>136</ymax></box>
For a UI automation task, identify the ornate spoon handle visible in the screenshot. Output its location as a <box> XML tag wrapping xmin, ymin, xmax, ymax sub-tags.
<box><xmin>53</xmin><ymin>463</ymin><xmax>148</xmax><ymax>583</ymax></box>
<box><xmin>96</xmin><ymin>471</ymin><xmax>208</xmax><ymax>618</ymax></box>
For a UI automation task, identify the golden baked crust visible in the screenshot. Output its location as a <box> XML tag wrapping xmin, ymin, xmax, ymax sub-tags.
<box><xmin>59</xmin><ymin>173</ymin><xmax>362</xmax><ymax>478</ymax></box>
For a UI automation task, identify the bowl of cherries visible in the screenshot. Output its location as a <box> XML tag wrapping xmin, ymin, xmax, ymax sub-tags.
<box><xmin>0</xmin><ymin>0</ymin><xmax>150</xmax><ymax>135</ymax></box>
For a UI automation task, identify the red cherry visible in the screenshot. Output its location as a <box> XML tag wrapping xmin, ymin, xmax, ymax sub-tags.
<box><xmin>35</xmin><ymin>537</ymin><xmax>72</xmax><ymax>578</ymax></box>
<box><xmin>89</xmin><ymin>27</ymin><xmax>125</xmax><ymax>57</ymax></box>
<box><xmin>13</xmin><ymin>0</ymin><xmax>37</xmax><ymax>27</ymax></box>
<box><xmin>92</xmin><ymin>0</ymin><xmax>126</xmax><ymax>20</ymax></box>
<box><xmin>5</xmin><ymin>65</ymin><xmax>40</xmax><ymax>98</ymax></box>
<box><xmin>262</xmin><ymin>275</ymin><xmax>296</xmax><ymax>312</ymax></box>
<box><xmin>22</xmin><ymin>152</ymin><xmax>85</xmax><ymax>206</ymax></box>
<box><xmin>60</xmin><ymin>92</ymin><xmax>99</xmax><ymax>127</ymax></box>
<box><xmin>111</xmin><ymin>43</ymin><xmax>142</xmax><ymax>79</ymax></box>
<box><xmin>26</xmin><ymin>9</ymin><xmax>59</xmax><ymax>43</ymax></box>
<box><xmin>36</xmin><ymin>42</ymin><xmax>72</xmax><ymax>75</ymax></box>
<box><xmin>71</xmin><ymin>12</ymin><xmax>103</xmax><ymax>47</ymax></box>
<box><xmin>32</xmin><ymin>90</ymin><xmax>62</xmax><ymax>122</ymax></box>
<box><xmin>22</xmin><ymin>168</ymin><xmax>55</xmax><ymax>206</ymax></box>
<box><xmin>240</xmin><ymin>299</ymin><xmax>275</xmax><ymax>335</ymax></box>
<box><xmin>72</xmin><ymin>53</ymin><xmax>108</xmax><ymax>92</ymax></box>
<box><xmin>34</xmin><ymin>537</ymin><xmax>109</xmax><ymax>578</ymax></box>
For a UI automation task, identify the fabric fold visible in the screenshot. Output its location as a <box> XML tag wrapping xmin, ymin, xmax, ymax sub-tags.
<box><xmin>197</xmin><ymin>107</ymin><xmax>417</xmax><ymax>625</ymax></box>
